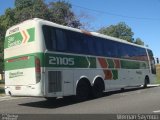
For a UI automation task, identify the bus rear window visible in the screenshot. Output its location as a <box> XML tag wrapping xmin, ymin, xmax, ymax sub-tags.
<box><xmin>42</xmin><ymin>25</ymin><xmax>56</xmax><ymax>51</ymax></box>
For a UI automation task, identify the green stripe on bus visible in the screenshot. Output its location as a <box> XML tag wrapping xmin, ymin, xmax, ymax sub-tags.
<box><xmin>27</xmin><ymin>28</ymin><xmax>35</xmax><ymax>42</ymax></box>
<box><xmin>120</xmin><ymin>60</ymin><xmax>148</xmax><ymax>69</ymax></box>
<box><xmin>45</xmin><ymin>53</ymin><xmax>96</xmax><ymax>68</ymax></box>
<box><xmin>4</xmin><ymin>52</ymin><xmax>148</xmax><ymax>71</ymax></box>
<box><xmin>4</xmin><ymin>53</ymin><xmax>43</xmax><ymax>71</ymax></box>
<box><xmin>5</xmin><ymin>56</ymin><xmax>35</xmax><ymax>71</ymax></box>
<box><xmin>112</xmin><ymin>70</ymin><xmax>118</xmax><ymax>80</ymax></box>
<box><xmin>107</xmin><ymin>59</ymin><xmax>114</xmax><ymax>68</ymax></box>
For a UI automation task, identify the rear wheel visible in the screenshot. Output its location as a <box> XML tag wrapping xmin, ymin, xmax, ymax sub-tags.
<box><xmin>76</xmin><ymin>80</ymin><xmax>91</xmax><ymax>101</ymax></box>
<box><xmin>92</xmin><ymin>79</ymin><xmax>104</xmax><ymax>98</ymax></box>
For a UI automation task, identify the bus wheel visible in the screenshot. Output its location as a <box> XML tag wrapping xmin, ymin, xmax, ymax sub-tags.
<box><xmin>143</xmin><ymin>76</ymin><xmax>149</xmax><ymax>88</ymax></box>
<box><xmin>76</xmin><ymin>80</ymin><xmax>91</xmax><ymax>101</ymax></box>
<box><xmin>92</xmin><ymin>79</ymin><xmax>104</xmax><ymax>98</ymax></box>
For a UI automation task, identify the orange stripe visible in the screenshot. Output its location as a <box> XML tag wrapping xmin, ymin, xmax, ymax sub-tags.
<box><xmin>81</xmin><ymin>30</ymin><xmax>92</xmax><ymax>36</ymax></box>
<box><xmin>98</xmin><ymin>58</ymin><xmax>108</xmax><ymax>68</ymax></box>
<box><xmin>114</xmin><ymin>59</ymin><xmax>121</xmax><ymax>68</ymax></box>
<box><xmin>104</xmin><ymin>70</ymin><xmax>112</xmax><ymax>80</ymax></box>
<box><xmin>98</xmin><ymin>58</ymin><xmax>113</xmax><ymax>80</ymax></box>
<box><xmin>22</xmin><ymin>30</ymin><xmax>28</xmax><ymax>43</ymax></box>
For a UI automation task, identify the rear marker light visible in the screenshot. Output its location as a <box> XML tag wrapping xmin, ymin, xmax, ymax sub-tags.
<box><xmin>7</xmin><ymin>56</ymin><xmax>29</xmax><ymax>63</ymax></box>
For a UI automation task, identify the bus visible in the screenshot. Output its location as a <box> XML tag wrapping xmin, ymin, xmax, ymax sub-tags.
<box><xmin>4</xmin><ymin>18</ymin><xmax>156</xmax><ymax>101</ymax></box>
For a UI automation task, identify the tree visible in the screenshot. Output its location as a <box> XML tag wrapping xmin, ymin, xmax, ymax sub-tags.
<box><xmin>0</xmin><ymin>24</ymin><xmax>5</xmax><ymax>43</ymax></box>
<box><xmin>15</xmin><ymin>0</ymin><xmax>50</xmax><ymax>22</ymax></box>
<box><xmin>0</xmin><ymin>8</ymin><xmax>16</xmax><ymax>30</ymax></box>
<box><xmin>98</xmin><ymin>22</ymin><xmax>134</xmax><ymax>42</ymax></box>
<box><xmin>48</xmin><ymin>1</ymin><xmax>81</xmax><ymax>28</ymax></box>
<box><xmin>14</xmin><ymin>0</ymin><xmax>82</xmax><ymax>28</ymax></box>
<box><xmin>15</xmin><ymin>0</ymin><xmax>32</xmax><ymax>9</ymax></box>
<box><xmin>0</xmin><ymin>19</ymin><xmax>5</xmax><ymax>73</ymax></box>
<box><xmin>134</xmin><ymin>38</ymin><xmax>144</xmax><ymax>45</ymax></box>
<box><xmin>32</xmin><ymin>0</ymin><xmax>50</xmax><ymax>19</ymax></box>
<box><xmin>14</xmin><ymin>0</ymin><xmax>33</xmax><ymax>22</ymax></box>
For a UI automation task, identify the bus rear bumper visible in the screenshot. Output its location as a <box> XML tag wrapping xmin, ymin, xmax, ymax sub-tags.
<box><xmin>5</xmin><ymin>85</ymin><xmax>43</xmax><ymax>97</ymax></box>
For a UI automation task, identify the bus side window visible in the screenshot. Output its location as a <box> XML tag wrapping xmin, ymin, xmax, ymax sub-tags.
<box><xmin>56</xmin><ymin>29</ymin><xmax>67</xmax><ymax>52</ymax></box>
<box><xmin>43</xmin><ymin>25</ymin><xmax>56</xmax><ymax>51</ymax></box>
<box><xmin>87</xmin><ymin>36</ymin><xmax>96</xmax><ymax>55</ymax></box>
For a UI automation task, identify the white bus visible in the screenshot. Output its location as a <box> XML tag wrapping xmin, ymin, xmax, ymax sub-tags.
<box><xmin>4</xmin><ymin>18</ymin><xmax>156</xmax><ymax>101</ymax></box>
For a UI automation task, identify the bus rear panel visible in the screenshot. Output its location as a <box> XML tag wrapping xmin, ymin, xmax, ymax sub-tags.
<box><xmin>4</xmin><ymin>19</ymin><xmax>43</xmax><ymax>96</ymax></box>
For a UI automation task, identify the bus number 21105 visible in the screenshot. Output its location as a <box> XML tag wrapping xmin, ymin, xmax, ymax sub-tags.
<box><xmin>49</xmin><ymin>56</ymin><xmax>75</xmax><ymax>66</ymax></box>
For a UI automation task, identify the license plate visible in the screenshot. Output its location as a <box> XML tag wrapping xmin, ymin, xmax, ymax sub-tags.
<box><xmin>15</xmin><ymin>86</ymin><xmax>21</xmax><ymax>90</ymax></box>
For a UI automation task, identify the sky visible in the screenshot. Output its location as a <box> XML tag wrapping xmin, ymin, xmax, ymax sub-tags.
<box><xmin>0</xmin><ymin>0</ymin><xmax>160</xmax><ymax>58</ymax></box>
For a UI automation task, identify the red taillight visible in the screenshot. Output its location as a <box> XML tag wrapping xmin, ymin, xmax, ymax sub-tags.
<box><xmin>35</xmin><ymin>57</ymin><xmax>41</xmax><ymax>73</ymax></box>
<box><xmin>35</xmin><ymin>57</ymin><xmax>41</xmax><ymax>83</ymax></box>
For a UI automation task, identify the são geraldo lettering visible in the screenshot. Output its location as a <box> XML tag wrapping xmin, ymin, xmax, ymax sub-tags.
<box><xmin>8</xmin><ymin>36</ymin><xmax>21</xmax><ymax>47</ymax></box>
<box><xmin>49</xmin><ymin>56</ymin><xmax>75</xmax><ymax>66</ymax></box>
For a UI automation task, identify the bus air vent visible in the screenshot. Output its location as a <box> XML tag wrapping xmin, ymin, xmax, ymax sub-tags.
<box><xmin>48</xmin><ymin>71</ymin><xmax>62</xmax><ymax>93</ymax></box>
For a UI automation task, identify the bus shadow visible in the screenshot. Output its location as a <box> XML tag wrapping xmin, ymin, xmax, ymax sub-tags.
<box><xmin>19</xmin><ymin>86</ymin><xmax>157</xmax><ymax>109</ymax></box>
<box><xmin>19</xmin><ymin>96</ymin><xmax>84</xmax><ymax>109</ymax></box>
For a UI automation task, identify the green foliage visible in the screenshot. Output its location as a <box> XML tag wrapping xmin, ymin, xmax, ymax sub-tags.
<box><xmin>15</xmin><ymin>0</ymin><xmax>50</xmax><ymax>22</ymax></box>
<box><xmin>32</xmin><ymin>0</ymin><xmax>50</xmax><ymax>19</ymax></box>
<box><xmin>49</xmin><ymin>0</ymin><xmax>81</xmax><ymax>28</ymax></box>
<box><xmin>0</xmin><ymin>24</ymin><xmax>5</xmax><ymax>42</ymax></box>
<box><xmin>98</xmin><ymin>22</ymin><xmax>144</xmax><ymax>45</ymax></box>
<box><xmin>98</xmin><ymin>22</ymin><xmax>134</xmax><ymax>42</ymax></box>
<box><xmin>1</xmin><ymin>8</ymin><xmax>16</xmax><ymax>29</ymax></box>
<box><xmin>134</xmin><ymin>38</ymin><xmax>144</xmax><ymax>45</ymax></box>
<box><xmin>15</xmin><ymin>0</ymin><xmax>32</xmax><ymax>9</ymax></box>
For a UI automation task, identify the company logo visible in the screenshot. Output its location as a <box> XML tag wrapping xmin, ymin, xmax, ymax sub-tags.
<box><xmin>49</xmin><ymin>56</ymin><xmax>75</xmax><ymax>66</ymax></box>
<box><xmin>8</xmin><ymin>37</ymin><xmax>21</xmax><ymax>48</ymax></box>
<box><xmin>9</xmin><ymin>27</ymin><xmax>19</xmax><ymax>34</ymax></box>
<box><xmin>6</xmin><ymin>29</ymin><xmax>30</xmax><ymax>48</ymax></box>
<box><xmin>9</xmin><ymin>71</ymin><xmax>24</xmax><ymax>78</ymax></box>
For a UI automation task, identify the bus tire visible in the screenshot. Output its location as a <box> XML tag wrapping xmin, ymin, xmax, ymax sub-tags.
<box><xmin>143</xmin><ymin>76</ymin><xmax>149</xmax><ymax>88</ymax></box>
<box><xmin>76</xmin><ymin>79</ymin><xmax>91</xmax><ymax>101</ymax></box>
<box><xmin>92</xmin><ymin>78</ymin><xmax>105</xmax><ymax>98</ymax></box>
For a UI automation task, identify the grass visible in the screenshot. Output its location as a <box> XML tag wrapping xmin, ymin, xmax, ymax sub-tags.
<box><xmin>156</xmin><ymin>64</ymin><xmax>160</xmax><ymax>84</ymax></box>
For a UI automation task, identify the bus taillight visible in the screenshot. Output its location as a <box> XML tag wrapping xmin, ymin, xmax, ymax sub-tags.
<box><xmin>35</xmin><ymin>57</ymin><xmax>41</xmax><ymax>83</ymax></box>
